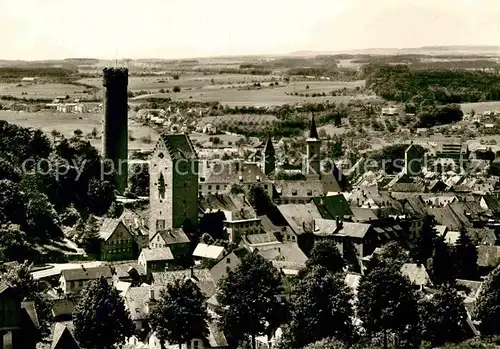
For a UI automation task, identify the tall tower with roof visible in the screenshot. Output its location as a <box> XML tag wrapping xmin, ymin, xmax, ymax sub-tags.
<box><xmin>306</xmin><ymin>115</ymin><xmax>321</xmax><ymax>178</ymax></box>
<box><xmin>149</xmin><ymin>133</ymin><xmax>199</xmax><ymax>237</ymax></box>
<box><xmin>102</xmin><ymin>67</ymin><xmax>128</xmax><ymax>193</ymax></box>
<box><xmin>261</xmin><ymin>133</ymin><xmax>276</xmax><ymax>175</ymax></box>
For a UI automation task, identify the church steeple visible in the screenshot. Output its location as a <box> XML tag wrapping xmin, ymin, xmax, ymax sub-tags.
<box><xmin>306</xmin><ymin>114</ymin><xmax>321</xmax><ymax>178</ymax></box>
<box><xmin>262</xmin><ymin>133</ymin><xmax>275</xmax><ymax>175</ymax></box>
<box><xmin>309</xmin><ymin>114</ymin><xmax>319</xmax><ymax>139</ymax></box>
<box><xmin>264</xmin><ymin>132</ymin><xmax>275</xmax><ymax>155</ymax></box>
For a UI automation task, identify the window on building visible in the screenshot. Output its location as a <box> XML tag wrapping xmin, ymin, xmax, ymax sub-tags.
<box><xmin>226</xmin><ymin>266</ymin><xmax>230</xmax><ymax>273</ymax></box>
<box><xmin>193</xmin><ymin>340</ymin><xmax>199</xmax><ymax>349</ymax></box>
<box><xmin>226</xmin><ymin>257</ymin><xmax>231</xmax><ymax>264</ymax></box>
<box><xmin>156</xmin><ymin>220</ymin><xmax>166</xmax><ymax>230</ymax></box>
<box><xmin>158</xmin><ymin>173</ymin><xmax>166</xmax><ymax>199</ymax></box>
<box><xmin>216</xmin><ymin>185</ymin><xmax>220</xmax><ymax>190</ymax></box>
<box><xmin>208</xmin><ymin>185</ymin><xmax>212</xmax><ymax>190</ymax></box>
<box><xmin>291</xmin><ymin>236</ymin><xmax>296</xmax><ymax>242</ymax></box>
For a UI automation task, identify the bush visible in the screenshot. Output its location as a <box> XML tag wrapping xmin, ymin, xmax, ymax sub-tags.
<box><xmin>173</xmin><ymin>86</ymin><xmax>181</xmax><ymax>93</ymax></box>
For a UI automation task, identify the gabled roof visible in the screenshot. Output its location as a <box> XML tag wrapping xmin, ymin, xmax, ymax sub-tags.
<box><xmin>51</xmin><ymin>321</ymin><xmax>80</xmax><ymax>349</ymax></box>
<box><xmin>428</xmin><ymin>206</ymin><xmax>463</xmax><ymax>231</ymax></box>
<box><xmin>159</xmin><ymin>133</ymin><xmax>197</xmax><ymax>160</ymax></box>
<box><xmin>243</xmin><ymin>232</ymin><xmax>280</xmax><ymax>246</ymax></box>
<box><xmin>277</xmin><ymin>203</ymin><xmax>323</xmax><ymax>234</ymax></box>
<box><xmin>124</xmin><ymin>286</ymin><xmax>164</xmax><ymax>321</ymax></box>
<box><xmin>312</xmin><ymin>194</ymin><xmax>353</xmax><ymax>219</ymax></box>
<box><xmin>401</xmin><ymin>263</ymin><xmax>432</xmax><ymax>286</ymax></box>
<box><xmin>257</xmin><ymin>243</ymin><xmax>308</xmax><ymax>264</ymax></box>
<box><xmin>482</xmin><ymin>195</ymin><xmax>500</xmax><ymax>214</ymax></box>
<box><xmin>52</xmin><ymin>299</ymin><xmax>75</xmax><ymax>318</ymax></box>
<box><xmin>140</xmin><ymin>247</ymin><xmax>174</xmax><ymax>262</ymax></box>
<box><xmin>199</xmin><ymin>193</ymin><xmax>257</xmax><ymax>221</ymax></box>
<box><xmin>150</xmin><ymin>228</ymin><xmax>190</xmax><ymax>245</ymax></box>
<box><xmin>193</xmin><ymin>243</ymin><xmax>226</xmax><ymax>260</ymax></box>
<box><xmin>205</xmin><ymin>161</ymin><xmax>268</xmax><ymax>184</ymax></box>
<box><xmin>152</xmin><ymin>269</ymin><xmax>216</xmax><ymax>299</ymax></box>
<box><xmin>477</xmin><ymin>245</ymin><xmax>500</xmax><ymax>267</ymax></box>
<box><xmin>313</xmin><ymin>219</ymin><xmax>372</xmax><ymax>238</ymax></box>
<box><xmin>404</xmin><ymin>196</ymin><xmax>428</xmax><ymax>216</ymax></box>
<box><xmin>60</xmin><ymin>266</ymin><xmax>112</xmax><ymax>282</ymax></box>
<box><xmin>99</xmin><ymin>219</ymin><xmax>129</xmax><ymax>241</ymax></box>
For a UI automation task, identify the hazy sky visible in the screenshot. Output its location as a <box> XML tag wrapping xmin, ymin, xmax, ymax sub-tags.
<box><xmin>1</xmin><ymin>0</ymin><xmax>499</xmax><ymax>60</ymax></box>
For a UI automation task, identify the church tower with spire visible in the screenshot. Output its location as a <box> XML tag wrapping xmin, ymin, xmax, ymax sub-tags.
<box><xmin>306</xmin><ymin>114</ymin><xmax>321</xmax><ymax>178</ymax></box>
<box><xmin>262</xmin><ymin>133</ymin><xmax>276</xmax><ymax>175</ymax></box>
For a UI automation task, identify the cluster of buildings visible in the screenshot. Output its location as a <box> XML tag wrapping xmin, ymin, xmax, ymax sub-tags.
<box><xmin>10</xmin><ymin>67</ymin><xmax>500</xmax><ymax>349</ymax></box>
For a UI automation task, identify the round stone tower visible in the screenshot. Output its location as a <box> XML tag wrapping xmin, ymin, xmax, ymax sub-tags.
<box><xmin>102</xmin><ymin>67</ymin><xmax>129</xmax><ymax>193</ymax></box>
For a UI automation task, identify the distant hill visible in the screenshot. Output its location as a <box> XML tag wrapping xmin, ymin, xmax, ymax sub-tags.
<box><xmin>289</xmin><ymin>45</ymin><xmax>500</xmax><ymax>57</ymax></box>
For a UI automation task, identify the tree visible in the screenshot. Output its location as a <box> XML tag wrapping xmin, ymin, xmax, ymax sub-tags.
<box><xmin>86</xmin><ymin>178</ymin><xmax>115</xmax><ymax>215</ymax></box>
<box><xmin>357</xmin><ymin>265</ymin><xmax>420</xmax><ymax>348</ymax></box>
<box><xmin>0</xmin><ymin>223</ymin><xmax>37</xmax><ymax>262</ymax></box>
<box><xmin>73</xmin><ymin>277</ymin><xmax>134</xmax><ymax>349</ymax></box>
<box><xmin>305</xmin><ymin>240</ymin><xmax>344</xmax><ymax>275</ymax></box>
<box><xmin>410</xmin><ymin>215</ymin><xmax>436</xmax><ymax>265</ymax></box>
<box><xmin>419</xmin><ymin>284</ymin><xmax>469</xmax><ymax>346</ymax></box>
<box><xmin>149</xmin><ymin>278</ymin><xmax>209</xmax><ymax>349</ymax></box>
<box><xmin>217</xmin><ymin>252</ymin><xmax>284</xmax><ymax>349</ymax></box>
<box><xmin>375</xmin><ymin>241</ymin><xmax>410</xmax><ymax>269</ymax></box>
<box><xmin>173</xmin><ymin>86</ymin><xmax>181</xmax><ymax>93</ymax></box>
<box><xmin>172</xmin><ymin>74</ymin><xmax>180</xmax><ymax>80</ymax></box>
<box><xmin>248</xmin><ymin>184</ymin><xmax>274</xmax><ymax>216</ymax></box>
<box><xmin>303</xmin><ymin>338</ymin><xmax>347</xmax><ymax>349</ymax></box>
<box><xmin>129</xmin><ymin>163</ymin><xmax>150</xmax><ymax>197</ymax></box>
<box><xmin>429</xmin><ymin>235</ymin><xmax>456</xmax><ymax>285</ymax></box>
<box><xmin>50</xmin><ymin>129</ymin><xmax>60</xmax><ymax>142</ymax></box>
<box><xmin>74</xmin><ymin>129</ymin><xmax>83</xmax><ymax>137</ymax></box>
<box><xmin>79</xmin><ymin>215</ymin><xmax>102</xmax><ymax>256</ymax></box>
<box><xmin>473</xmin><ymin>264</ymin><xmax>500</xmax><ymax>336</ymax></box>
<box><xmin>285</xmin><ymin>266</ymin><xmax>355</xmax><ymax>348</ymax></box>
<box><xmin>91</xmin><ymin>127</ymin><xmax>98</xmax><ymax>139</ymax></box>
<box><xmin>455</xmin><ymin>227</ymin><xmax>478</xmax><ymax>280</ymax></box>
<box><xmin>2</xmin><ymin>261</ymin><xmax>53</xmax><ymax>337</ymax></box>
<box><xmin>0</xmin><ymin>179</ymin><xmax>24</xmax><ymax>224</ymax></box>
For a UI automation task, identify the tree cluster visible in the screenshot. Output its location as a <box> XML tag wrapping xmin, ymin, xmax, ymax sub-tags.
<box><xmin>0</xmin><ymin>121</ymin><xmax>116</xmax><ymax>262</ymax></box>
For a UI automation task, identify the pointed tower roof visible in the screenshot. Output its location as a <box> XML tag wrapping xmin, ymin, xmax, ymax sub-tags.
<box><xmin>263</xmin><ymin>133</ymin><xmax>275</xmax><ymax>154</ymax></box>
<box><xmin>309</xmin><ymin>114</ymin><xmax>319</xmax><ymax>139</ymax></box>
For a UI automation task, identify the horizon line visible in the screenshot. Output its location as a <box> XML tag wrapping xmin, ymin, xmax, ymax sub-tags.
<box><xmin>1</xmin><ymin>44</ymin><xmax>500</xmax><ymax>62</ymax></box>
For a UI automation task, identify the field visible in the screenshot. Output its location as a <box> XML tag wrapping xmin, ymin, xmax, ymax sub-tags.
<box><xmin>0</xmin><ymin>110</ymin><xmax>159</xmax><ymax>151</ymax></box>
<box><xmin>461</xmin><ymin>101</ymin><xmax>500</xmax><ymax>114</ymax></box>
<box><xmin>77</xmin><ymin>74</ymin><xmax>369</xmax><ymax>107</ymax></box>
<box><xmin>196</xmin><ymin>114</ymin><xmax>278</xmax><ymax>128</ymax></box>
<box><xmin>132</xmin><ymin>80</ymin><xmax>370</xmax><ymax>107</ymax></box>
<box><xmin>0</xmin><ymin>83</ymin><xmax>94</xmax><ymax>100</ymax></box>
<box><xmin>77</xmin><ymin>74</ymin><xmax>278</xmax><ymax>91</ymax></box>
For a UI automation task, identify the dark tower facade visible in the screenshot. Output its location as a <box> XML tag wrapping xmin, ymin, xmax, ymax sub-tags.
<box><xmin>306</xmin><ymin>114</ymin><xmax>321</xmax><ymax>178</ymax></box>
<box><xmin>102</xmin><ymin>67</ymin><xmax>128</xmax><ymax>193</ymax></box>
<box><xmin>262</xmin><ymin>134</ymin><xmax>276</xmax><ymax>175</ymax></box>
